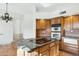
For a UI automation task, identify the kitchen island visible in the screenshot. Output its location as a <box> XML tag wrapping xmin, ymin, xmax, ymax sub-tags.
<box><xmin>16</xmin><ymin>38</ymin><xmax>59</xmax><ymax>56</ymax></box>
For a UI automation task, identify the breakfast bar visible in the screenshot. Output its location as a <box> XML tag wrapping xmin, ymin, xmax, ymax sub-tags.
<box><xmin>16</xmin><ymin>38</ymin><xmax>59</xmax><ymax>56</ymax></box>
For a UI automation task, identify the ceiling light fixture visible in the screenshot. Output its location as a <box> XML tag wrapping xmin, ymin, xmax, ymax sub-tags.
<box><xmin>1</xmin><ymin>3</ymin><xmax>12</xmax><ymax>23</ymax></box>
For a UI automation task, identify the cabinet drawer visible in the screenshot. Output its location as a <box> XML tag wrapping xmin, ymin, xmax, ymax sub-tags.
<box><xmin>50</xmin><ymin>42</ymin><xmax>55</xmax><ymax>47</ymax></box>
<box><xmin>40</xmin><ymin>44</ymin><xmax>49</xmax><ymax>53</ymax></box>
<box><xmin>40</xmin><ymin>50</ymin><xmax>49</xmax><ymax>56</ymax></box>
<box><xmin>64</xmin><ymin>43</ymin><xmax>78</xmax><ymax>55</ymax></box>
<box><xmin>50</xmin><ymin>47</ymin><xmax>55</xmax><ymax>56</ymax></box>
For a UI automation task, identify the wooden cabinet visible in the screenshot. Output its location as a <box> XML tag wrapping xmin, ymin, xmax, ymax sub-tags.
<box><xmin>63</xmin><ymin>42</ymin><xmax>78</xmax><ymax>55</ymax></box>
<box><xmin>45</xmin><ymin>20</ymin><xmax>51</xmax><ymax>28</ymax></box>
<box><xmin>54</xmin><ymin>41</ymin><xmax>59</xmax><ymax>56</ymax></box>
<box><xmin>28</xmin><ymin>49</ymin><xmax>39</xmax><ymax>56</ymax></box>
<box><xmin>50</xmin><ymin>46</ymin><xmax>55</xmax><ymax>56</ymax></box>
<box><xmin>36</xmin><ymin>19</ymin><xmax>51</xmax><ymax>38</ymax></box>
<box><xmin>64</xmin><ymin>16</ymin><xmax>72</xmax><ymax>31</ymax></box>
<box><xmin>40</xmin><ymin>50</ymin><xmax>49</xmax><ymax>56</ymax></box>
<box><xmin>50</xmin><ymin>42</ymin><xmax>55</xmax><ymax>56</ymax></box>
<box><xmin>38</xmin><ymin>44</ymin><xmax>50</xmax><ymax>56</ymax></box>
<box><xmin>36</xmin><ymin>19</ymin><xmax>51</xmax><ymax>29</ymax></box>
<box><xmin>50</xmin><ymin>41</ymin><xmax>59</xmax><ymax>56</ymax></box>
<box><xmin>36</xmin><ymin>19</ymin><xmax>46</xmax><ymax>29</ymax></box>
<box><xmin>40</xmin><ymin>41</ymin><xmax>59</xmax><ymax>56</ymax></box>
<box><xmin>77</xmin><ymin>39</ymin><xmax>79</xmax><ymax>55</ymax></box>
<box><xmin>64</xmin><ymin>15</ymin><xmax>79</xmax><ymax>31</ymax></box>
<box><xmin>30</xmin><ymin>41</ymin><xmax>59</xmax><ymax>56</ymax></box>
<box><xmin>51</xmin><ymin>17</ymin><xmax>61</xmax><ymax>24</ymax></box>
<box><xmin>40</xmin><ymin>44</ymin><xmax>49</xmax><ymax>53</ymax></box>
<box><xmin>59</xmin><ymin>38</ymin><xmax>64</xmax><ymax>50</ymax></box>
<box><xmin>63</xmin><ymin>37</ymin><xmax>79</xmax><ymax>55</ymax></box>
<box><xmin>59</xmin><ymin>40</ymin><xmax>62</xmax><ymax>50</ymax></box>
<box><xmin>72</xmin><ymin>15</ymin><xmax>79</xmax><ymax>29</ymax></box>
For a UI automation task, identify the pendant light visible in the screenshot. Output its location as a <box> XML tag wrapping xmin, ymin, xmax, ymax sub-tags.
<box><xmin>1</xmin><ymin>3</ymin><xmax>12</xmax><ymax>23</ymax></box>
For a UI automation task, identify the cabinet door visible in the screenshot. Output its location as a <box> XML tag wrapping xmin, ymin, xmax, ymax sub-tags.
<box><xmin>39</xmin><ymin>44</ymin><xmax>49</xmax><ymax>56</ymax></box>
<box><xmin>55</xmin><ymin>41</ymin><xmax>59</xmax><ymax>56</ymax></box>
<box><xmin>45</xmin><ymin>20</ymin><xmax>51</xmax><ymax>28</ymax></box>
<box><xmin>63</xmin><ymin>42</ymin><xmax>78</xmax><ymax>55</ymax></box>
<box><xmin>59</xmin><ymin>38</ymin><xmax>64</xmax><ymax>50</ymax></box>
<box><xmin>40</xmin><ymin>50</ymin><xmax>49</xmax><ymax>56</ymax></box>
<box><xmin>59</xmin><ymin>40</ymin><xmax>62</xmax><ymax>50</ymax></box>
<box><xmin>36</xmin><ymin>19</ymin><xmax>51</xmax><ymax>38</ymax></box>
<box><xmin>50</xmin><ymin>47</ymin><xmax>55</xmax><ymax>56</ymax></box>
<box><xmin>72</xmin><ymin>15</ymin><xmax>79</xmax><ymax>29</ymax></box>
<box><xmin>36</xmin><ymin>20</ymin><xmax>46</xmax><ymax>29</ymax></box>
<box><xmin>64</xmin><ymin>17</ymin><xmax>72</xmax><ymax>31</ymax></box>
<box><xmin>51</xmin><ymin>18</ymin><xmax>61</xmax><ymax>24</ymax></box>
<box><xmin>77</xmin><ymin>39</ymin><xmax>79</xmax><ymax>55</ymax></box>
<box><xmin>40</xmin><ymin>44</ymin><xmax>49</xmax><ymax>53</ymax></box>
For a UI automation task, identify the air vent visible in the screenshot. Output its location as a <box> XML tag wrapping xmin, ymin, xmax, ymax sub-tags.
<box><xmin>60</xmin><ymin>11</ymin><xmax>66</xmax><ymax>14</ymax></box>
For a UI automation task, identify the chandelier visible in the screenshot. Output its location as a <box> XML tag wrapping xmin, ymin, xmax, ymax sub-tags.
<box><xmin>1</xmin><ymin>3</ymin><xmax>12</xmax><ymax>23</ymax></box>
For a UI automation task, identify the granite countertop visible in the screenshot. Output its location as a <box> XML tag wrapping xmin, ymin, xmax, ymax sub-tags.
<box><xmin>62</xmin><ymin>36</ymin><xmax>79</xmax><ymax>39</ymax></box>
<box><xmin>16</xmin><ymin>38</ymin><xmax>57</xmax><ymax>52</ymax></box>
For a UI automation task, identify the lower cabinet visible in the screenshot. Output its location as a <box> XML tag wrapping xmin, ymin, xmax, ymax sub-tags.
<box><xmin>50</xmin><ymin>46</ymin><xmax>55</xmax><ymax>56</ymax></box>
<box><xmin>38</xmin><ymin>41</ymin><xmax>59</xmax><ymax>56</ymax></box>
<box><xmin>63</xmin><ymin>42</ymin><xmax>78</xmax><ymax>55</ymax></box>
<box><xmin>40</xmin><ymin>50</ymin><xmax>49</xmax><ymax>56</ymax></box>
<box><xmin>50</xmin><ymin>41</ymin><xmax>59</xmax><ymax>56</ymax></box>
<box><xmin>63</xmin><ymin>37</ymin><xmax>79</xmax><ymax>55</ymax></box>
<box><xmin>55</xmin><ymin>41</ymin><xmax>59</xmax><ymax>56</ymax></box>
<box><xmin>17</xmin><ymin>41</ymin><xmax>59</xmax><ymax>56</ymax></box>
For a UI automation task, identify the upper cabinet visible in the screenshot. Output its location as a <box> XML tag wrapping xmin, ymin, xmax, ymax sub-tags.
<box><xmin>36</xmin><ymin>19</ymin><xmax>46</xmax><ymax>29</ymax></box>
<box><xmin>51</xmin><ymin>17</ymin><xmax>61</xmax><ymax>24</ymax></box>
<box><xmin>36</xmin><ymin>19</ymin><xmax>51</xmax><ymax>38</ymax></box>
<box><xmin>36</xmin><ymin>19</ymin><xmax>51</xmax><ymax>29</ymax></box>
<box><xmin>45</xmin><ymin>19</ymin><xmax>51</xmax><ymax>28</ymax></box>
<box><xmin>64</xmin><ymin>16</ymin><xmax>72</xmax><ymax>31</ymax></box>
<box><xmin>64</xmin><ymin>15</ymin><xmax>79</xmax><ymax>31</ymax></box>
<box><xmin>72</xmin><ymin>15</ymin><xmax>79</xmax><ymax>29</ymax></box>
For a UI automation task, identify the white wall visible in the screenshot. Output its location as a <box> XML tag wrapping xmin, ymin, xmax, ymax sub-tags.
<box><xmin>22</xmin><ymin>7</ymin><xmax>36</xmax><ymax>39</ymax></box>
<box><xmin>0</xmin><ymin>11</ymin><xmax>24</xmax><ymax>44</ymax></box>
<box><xmin>0</xmin><ymin>20</ymin><xmax>13</xmax><ymax>44</ymax></box>
<box><xmin>0</xmin><ymin>5</ymin><xmax>24</xmax><ymax>44</ymax></box>
<box><xmin>36</xmin><ymin>12</ymin><xmax>52</xmax><ymax>19</ymax></box>
<box><xmin>0</xmin><ymin>3</ymin><xmax>36</xmax><ymax>43</ymax></box>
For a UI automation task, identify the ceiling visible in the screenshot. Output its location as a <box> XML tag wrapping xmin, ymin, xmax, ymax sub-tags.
<box><xmin>0</xmin><ymin>3</ymin><xmax>79</xmax><ymax>16</ymax></box>
<box><xmin>0</xmin><ymin>3</ymin><xmax>36</xmax><ymax>15</ymax></box>
<box><xmin>36</xmin><ymin>3</ymin><xmax>79</xmax><ymax>12</ymax></box>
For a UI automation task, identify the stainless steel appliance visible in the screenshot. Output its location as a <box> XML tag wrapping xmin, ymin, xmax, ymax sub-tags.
<box><xmin>51</xmin><ymin>24</ymin><xmax>61</xmax><ymax>40</ymax></box>
<box><xmin>51</xmin><ymin>27</ymin><xmax>61</xmax><ymax>31</ymax></box>
<box><xmin>51</xmin><ymin>32</ymin><xmax>61</xmax><ymax>39</ymax></box>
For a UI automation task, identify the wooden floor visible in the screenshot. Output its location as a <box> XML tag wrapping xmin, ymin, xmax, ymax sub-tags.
<box><xmin>59</xmin><ymin>50</ymin><xmax>77</xmax><ymax>56</ymax></box>
<box><xmin>0</xmin><ymin>43</ymin><xmax>77</xmax><ymax>56</ymax></box>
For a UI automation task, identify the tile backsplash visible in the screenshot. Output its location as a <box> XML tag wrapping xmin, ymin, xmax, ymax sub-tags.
<box><xmin>65</xmin><ymin>29</ymin><xmax>79</xmax><ymax>37</ymax></box>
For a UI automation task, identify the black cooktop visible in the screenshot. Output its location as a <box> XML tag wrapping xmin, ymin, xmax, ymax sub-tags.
<box><xmin>36</xmin><ymin>38</ymin><xmax>51</xmax><ymax>44</ymax></box>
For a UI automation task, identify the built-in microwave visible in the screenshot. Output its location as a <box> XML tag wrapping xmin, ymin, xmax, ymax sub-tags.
<box><xmin>51</xmin><ymin>27</ymin><xmax>61</xmax><ymax>31</ymax></box>
<box><xmin>51</xmin><ymin>24</ymin><xmax>61</xmax><ymax>31</ymax></box>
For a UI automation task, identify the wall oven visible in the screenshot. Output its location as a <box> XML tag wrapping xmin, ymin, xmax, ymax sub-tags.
<box><xmin>51</xmin><ymin>24</ymin><xmax>61</xmax><ymax>40</ymax></box>
<box><xmin>51</xmin><ymin>27</ymin><xmax>61</xmax><ymax>31</ymax></box>
<box><xmin>51</xmin><ymin>32</ymin><xmax>61</xmax><ymax>40</ymax></box>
